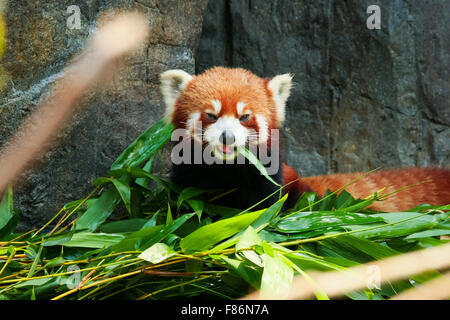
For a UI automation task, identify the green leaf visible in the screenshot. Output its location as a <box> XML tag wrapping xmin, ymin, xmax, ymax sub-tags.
<box><xmin>204</xmin><ymin>202</ymin><xmax>241</xmax><ymax>218</ymax></box>
<box><xmin>186</xmin><ymin>199</ymin><xmax>204</xmax><ymax>221</ymax></box>
<box><xmin>136</xmin><ymin>156</ymin><xmax>155</xmax><ymax>187</ymax></box>
<box><xmin>236</xmin><ymin>226</ymin><xmax>263</xmax><ymax>250</ymax></box>
<box><xmin>138</xmin><ymin>243</ymin><xmax>176</xmax><ymax>263</ymax></box>
<box><xmin>93</xmin><ymin>177</ymin><xmax>131</xmax><ymax>213</ymax></box>
<box><xmin>100</xmin><ymin>219</ymin><xmax>148</xmax><ymax>233</ymax></box>
<box><xmin>111</xmin><ymin>120</ymin><xmax>174</xmax><ymax>170</ymax></box>
<box><xmin>275</xmin><ymin>211</ymin><xmax>383</xmax><ymax>233</ymax></box>
<box><xmin>177</xmin><ymin>187</ymin><xmax>207</xmax><ymax>210</ymax></box>
<box><xmin>166</xmin><ymin>203</ymin><xmax>173</xmax><ymax>225</ymax></box>
<box><xmin>75</xmin><ymin>187</ymin><xmax>121</xmax><ymax>232</ymax></box>
<box><xmin>318</xmin><ymin>189</ymin><xmax>336</xmax><ymax>211</ymax></box>
<box><xmin>279</xmin><ymin>254</ymin><xmax>329</xmax><ymax>300</ymax></box>
<box><xmin>0</xmin><ymin>185</ymin><xmax>14</xmax><ymax>232</ymax></box>
<box><xmin>351</xmin><ymin>212</ymin><xmax>447</xmax><ymax>240</ymax></box>
<box><xmin>220</xmin><ymin>256</ymin><xmax>262</xmax><ymax>289</ymax></box>
<box><xmin>43</xmin><ymin>257</ymin><xmax>67</xmax><ymax>268</ymax></box>
<box><xmin>112</xmin><ymin>178</ymin><xmax>131</xmax><ymax>213</ymax></box>
<box><xmin>27</xmin><ymin>244</ymin><xmax>43</xmax><ymax>278</ymax></box>
<box><xmin>406</xmin><ymin>204</ymin><xmax>450</xmax><ymax>212</ymax></box>
<box><xmin>251</xmin><ymin>194</ymin><xmax>287</xmax><ymax>229</ymax></box>
<box><xmin>404</xmin><ymin>229</ymin><xmax>450</xmax><ymax>240</ymax></box>
<box><xmin>142</xmin><ymin>212</ymin><xmax>159</xmax><ymax>229</ymax></box>
<box><xmin>236</xmin><ymin>146</ymin><xmax>280</xmax><ymax>186</ymax></box>
<box><xmin>294</xmin><ymin>192</ymin><xmax>319</xmax><ymax>211</ymax></box>
<box><xmin>180</xmin><ymin>210</ymin><xmax>264</xmax><ymax>253</ymax></box>
<box><xmin>286</xmin><ymin>252</ymin><xmax>350</xmax><ymax>272</ymax></box>
<box><xmin>320</xmin><ymin>235</ymin><xmax>399</xmax><ymax>262</ymax></box>
<box><xmin>209</xmin><ymin>195</ymin><xmax>287</xmax><ymax>253</ymax></box>
<box><xmin>62</xmin><ymin>232</ymin><xmax>125</xmax><ymax>248</ymax></box>
<box><xmin>42</xmin><ymin>231</ymin><xmax>74</xmax><ymax>247</ymax></box>
<box><xmin>236</xmin><ymin>226</ymin><xmax>263</xmax><ymax>266</ymax></box>
<box><xmin>260</xmin><ymin>252</ymin><xmax>293</xmax><ymax>299</ymax></box>
<box><xmin>14</xmin><ymin>278</ymin><xmax>52</xmax><ymax>288</ymax></box>
<box><xmin>111</xmin><ymin>167</ymin><xmax>178</xmax><ymax>194</ymax></box>
<box><xmin>140</xmin><ymin>213</ymin><xmax>195</xmax><ymax>250</ymax></box>
<box><xmin>111</xmin><ymin>225</ymin><xmax>165</xmax><ymax>252</ymax></box>
<box><xmin>335</xmin><ymin>190</ymin><xmax>357</xmax><ymax>209</ymax></box>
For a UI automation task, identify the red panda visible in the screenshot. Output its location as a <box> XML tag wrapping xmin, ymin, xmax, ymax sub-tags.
<box><xmin>160</xmin><ymin>67</ymin><xmax>450</xmax><ymax>212</ymax></box>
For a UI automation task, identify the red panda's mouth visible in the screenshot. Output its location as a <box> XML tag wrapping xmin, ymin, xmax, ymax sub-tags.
<box><xmin>221</xmin><ymin>145</ymin><xmax>234</xmax><ymax>154</ymax></box>
<box><xmin>211</xmin><ymin>144</ymin><xmax>238</xmax><ymax>160</ymax></box>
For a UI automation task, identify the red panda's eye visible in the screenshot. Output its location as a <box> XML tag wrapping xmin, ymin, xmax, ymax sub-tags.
<box><xmin>239</xmin><ymin>114</ymin><xmax>250</xmax><ymax>122</ymax></box>
<box><xmin>206</xmin><ymin>113</ymin><xmax>218</xmax><ymax>121</ymax></box>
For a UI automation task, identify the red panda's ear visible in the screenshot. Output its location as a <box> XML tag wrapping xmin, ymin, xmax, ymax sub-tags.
<box><xmin>160</xmin><ymin>70</ymin><xmax>193</xmax><ymax>122</ymax></box>
<box><xmin>267</xmin><ymin>74</ymin><xmax>293</xmax><ymax>124</ymax></box>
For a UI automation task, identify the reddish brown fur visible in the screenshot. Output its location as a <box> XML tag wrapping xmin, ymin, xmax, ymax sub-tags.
<box><xmin>283</xmin><ymin>164</ymin><xmax>312</xmax><ymax>196</ymax></box>
<box><xmin>284</xmin><ymin>166</ymin><xmax>450</xmax><ymax>211</ymax></box>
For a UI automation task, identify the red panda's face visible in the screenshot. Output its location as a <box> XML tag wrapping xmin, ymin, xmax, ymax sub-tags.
<box><xmin>160</xmin><ymin>67</ymin><xmax>292</xmax><ymax>160</ymax></box>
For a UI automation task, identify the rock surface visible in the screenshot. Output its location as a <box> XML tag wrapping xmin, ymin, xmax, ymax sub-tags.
<box><xmin>0</xmin><ymin>0</ymin><xmax>208</xmax><ymax>230</ymax></box>
<box><xmin>196</xmin><ymin>0</ymin><xmax>450</xmax><ymax>176</ymax></box>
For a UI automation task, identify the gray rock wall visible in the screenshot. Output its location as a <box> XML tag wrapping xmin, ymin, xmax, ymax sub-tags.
<box><xmin>196</xmin><ymin>0</ymin><xmax>450</xmax><ymax>176</ymax></box>
<box><xmin>0</xmin><ymin>0</ymin><xmax>208</xmax><ymax>230</ymax></box>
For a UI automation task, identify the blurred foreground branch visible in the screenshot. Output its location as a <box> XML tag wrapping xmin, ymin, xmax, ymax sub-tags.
<box><xmin>0</xmin><ymin>11</ymin><xmax>150</xmax><ymax>195</ymax></box>
<box><xmin>242</xmin><ymin>242</ymin><xmax>450</xmax><ymax>300</ymax></box>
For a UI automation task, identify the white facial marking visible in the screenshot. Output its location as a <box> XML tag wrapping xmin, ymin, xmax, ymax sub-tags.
<box><xmin>187</xmin><ymin>112</ymin><xmax>201</xmax><ymax>137</ymax></box>
<box><xmin>211</xmin><ymin>99</ymin><xmax>222</xmax><ymax>114</ymax></box>
<box><xmin>236</xmin><ymin>101</ymin><xmax>247</xmax><ymax>115</ymax></box>
<box><xmin>255</xmin><ymin>115</ymin><xmax>269</xmax><ymax>144</ymax></box>
<box><xmin>204</xmin><ymin>116</ymin><xmax>248</xmax><ymax>160</ymax></box>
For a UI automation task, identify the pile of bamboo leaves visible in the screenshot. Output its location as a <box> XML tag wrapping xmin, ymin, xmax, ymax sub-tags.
<box><xmin>0</xmin><ymin>119</ymin><xmax>448</xmax><ymax>300</ymax></box>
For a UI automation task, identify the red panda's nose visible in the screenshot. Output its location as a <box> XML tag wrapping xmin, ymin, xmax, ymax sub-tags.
<box><xmin>219</xmin><ymin>131</ymin><xmax>235</xmax><ymax>145</ymax></box>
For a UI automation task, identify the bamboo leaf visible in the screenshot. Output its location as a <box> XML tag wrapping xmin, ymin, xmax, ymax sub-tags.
<box><xmin>111</xmin><ymin>225</ymin><xmax>164</xmax><ymax>252</ymax></box>
<box><xmin>111</xmin><ymin>120</ymin><xmax>174</xmax><ymax>170</ymax></box>
<box><xmin>140</xmin><ymin>213</ymin><xmax>195</xmax><ymax>250</ymax></box>
<box><xmin>180</xmin><ymin>210</ymin><xmax>264</xmax><ymax>253</ymax></box>
<box><xmin>236</xmin><ymin>146</ymin><xmax>280</xmax><ymax>186</ymax></box>
<box><xmin>62</xmin><ymin>232</ymin><xmax>125</xmax><ymax>248</ymax></box>
<box><xmin>0</xmin><ymin>185</ymin><xmax>14</xmax><ymax>232</ymax></box>
<box><xmin>27</xmin><ymin>245</ymin><xmax>43</xmax><ymax>278</ymax></box>
<box><xmin>100</xmin><ymin>219</ymin><xmax>148</xmax><ymax>233</ymax></box>
<box><xmin>236</xmin><ymin>226</ymin><xmax>263</xmax><ymax>266</ymax></box>
<box><xmin>350</xmin><ymin>212</ymin><xmax>447</xmax><ymax>240</ymax></box>
<box><xmin>404</xmin><ymin>229</ymin><xmax>450</xmax><ymax>240</ymax></box>
<box><xmin>275</xmin><ymin>211</ymin><xmax>383</xmax><ymax>233</ymax></box>
<box><xmin>209</xmin><ymin>195</ymin><xmax>287</xmax><ymax>253</ymax></box>
<box><xmin>42</xmin><ymin>231</ymin><xmax>74</xmax><ymax>247</ymax></box>
<box><xmin>138</xmin><ymin>243</ymin><xmax>176</xmax><ymax>264</ymax></box>
<box><xmin>136</xmin><ymin>156</ymin><xmax>155</xmax><ymax>187</ymax></box>
<box><xmin>177</xmin><ymin>187</ymin><xmax>207</xmax><ymax>210</ymax></box>
<box><xmin>93</xmin><ymin>177</ymin><xmax>131</xmax><ymax>213</ymax></box>
<box><xmin>220</xmin><ymin>256</ymin><xmax>262</xmax><ymax>289</ymax></box>
<box><xmin>260</xmin><ymin>252</ymin><xmax>293</xmax><ymax>299</ymax></box>
<box><xmin>75</xmin><ymin>187</ymin><xmax>121</xmax><ymax>232</ymax></box>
